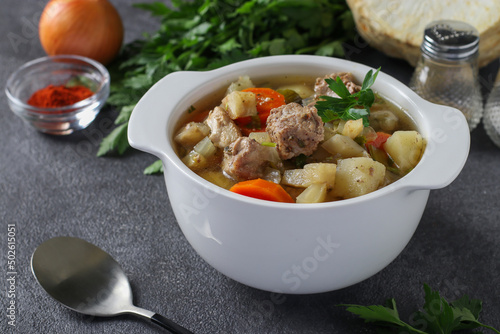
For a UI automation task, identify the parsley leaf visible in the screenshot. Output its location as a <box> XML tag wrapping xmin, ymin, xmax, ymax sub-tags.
<box><xmin>96</xmin><ymin>122</ymin><xmax>128</xmax><ymax>157</ymax></box>
<box><xmin>98</xmin><ymin>0</ymin><xmax>356</xmax><ymax>162</ymax></box>
<box><xmin>143</xmin><ymin>159</ymin><xmax>164</xmax><ymax>175</ymax></box>
<box><xmin>340</xmin><ymin>283</ymin><xmax>500</xmax><ymax>334</ymax></box>
<box><xmin>341</xmin><ymin>299</ymin><xmax>428</xmax><ymax>334</ymax></box>
<box><xmin>315</xmin><ymin>67</ymin><xmax>380</xmax><ymax>126</ymax></box>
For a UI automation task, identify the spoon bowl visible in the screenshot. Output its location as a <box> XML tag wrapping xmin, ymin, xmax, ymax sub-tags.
<box><xmin>31</xmin><ymin>236</ymin><xmax>194</xmax><ymax>334</ymax></box>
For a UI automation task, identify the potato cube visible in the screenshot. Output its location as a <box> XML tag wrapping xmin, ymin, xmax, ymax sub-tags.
<box><xmin>174</xmin><ymin>122</ymin><xmax>210</xmax><ymax>148</ymax></box>
<box><xmin>296</xmin><ymin>183</ymin><xmax>327</xmax><ymax>203</ymax></box>
<box><xmin>225</xmin><ymin>75</ymin><xmax>255</xmax><ymax>94</ymax></box>
<box><xmin>282</xmin><ymin>169</ymin><xmax>308</xmax><ymax>187</ymax></box>
<box><xmin>222</xmin><ymin>91</ymin><xmax>257</xmax><ymax>119</ymax></box>
<box><xmin>322</xmin><ymin>134</ymin><xmax>369</xmax><ymax>158</ymax></box>
<box><xmin>332</xmin><ymin>157</ymin><xmax>386</xmax><ymax>199</ymax></box>
<box><xmin>303</xmin><ymin>163</ymin><xmax>337</xmax><ymax>188</ymax></box>
<box><xmin>341</xmin><ymin>118</ymin><xmax>364</xmax><ymax>139</ymax></box>
<box><xmin>383</xmin><ymin>130</ymin><xmax>424</xmax><ymax>172</ymax></box>
<box><xmin>282</xmin><ymin>163</ymin><xmax>336</xmax><ymax>188</ymax></box>
<box><xmin>262</xmin><ymin>167</ymin><xmax>281</xmax><ymax>184</ymax></box>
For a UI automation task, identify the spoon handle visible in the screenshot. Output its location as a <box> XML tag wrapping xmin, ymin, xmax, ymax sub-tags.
<box><xmin>151</xmin><ymin>313</ymin><xmax>195</xmax><ymax>334</ymax></box>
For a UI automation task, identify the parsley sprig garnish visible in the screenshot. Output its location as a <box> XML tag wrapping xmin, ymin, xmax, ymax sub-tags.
<box><xmin>315</xmin><ymin>67</ymin><xmax>380</xmax><ymax>126</ymax></box>
<box><xmin>97</xmin><ymin>0</ymin><xmax>356</xmax><ymax>167</ymax></box>
<box><xmin>341</xmin><ymin>283</ymin><xmax>500</xmax><ymax>334</ymax></box>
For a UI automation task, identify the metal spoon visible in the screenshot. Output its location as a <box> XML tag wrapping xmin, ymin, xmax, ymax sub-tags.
<box><xmin>31</xmin><ymin>236</ymin><xmax>194</xmax><ymax>334</ymax></box>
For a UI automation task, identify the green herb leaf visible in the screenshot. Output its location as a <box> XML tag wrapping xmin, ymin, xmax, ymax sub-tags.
<box><xmin>115</xmin><ymin>105</ymin><xmax>136</xmax><ymax>125</ymax></box>
<box><xmin>316</xmin><ymin>67</ymin><xmax>381</xmax><ymax>127</ymax></box>
<box><xmin>96</xmin><ymin>122</ymin><xmax>129</xmax><ymax>157</ymax></box>
<box><xmin>143</xmin><ymin>159</ymin><xmax>164</xmax><ymax>174</ymax></box>
<box><xmin>340</xmin><ymin>283</ymin><xmax>500</xmax><ymax>334</ymax></box>
<box><xmin>361</xmin><ymin>67</ymin><xmax>379</xmax><ymax>90</ymax></box>
<box><xmin>326</xmin><ymin>76</ymin><xmax>352</xmax><ymax>99</ymax></box>
<box><xmin>341</xmin><ymin>299</ymin><xmax>427</xmax><ymax>334</ymax></box>
<box><xmin>98</xmin><ymin>0</ymin><xmax>356</xmax><ymax>162</ymax></box>
<box><xmin>294</xmin><ymin>154</ymin><xmax>308</xmax><ymax>169</ymax></box>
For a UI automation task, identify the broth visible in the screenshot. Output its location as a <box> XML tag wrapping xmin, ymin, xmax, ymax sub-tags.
<box><xmin>173</xmin><ymin>73</ymin><xmax>424</xmax><ymax>203</ymax></box>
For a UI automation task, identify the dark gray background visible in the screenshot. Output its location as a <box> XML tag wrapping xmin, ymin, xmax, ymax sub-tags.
<box><xmin>1</xmin><ymin>1</ymin><xmax>499</xmax><ymax>333</ymax></box>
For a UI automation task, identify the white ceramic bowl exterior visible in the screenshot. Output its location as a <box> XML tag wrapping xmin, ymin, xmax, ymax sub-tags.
<box><xmin>128</xmin><ymin>55</ymin><xmax>470</xmax><ymax>294</ymax></box>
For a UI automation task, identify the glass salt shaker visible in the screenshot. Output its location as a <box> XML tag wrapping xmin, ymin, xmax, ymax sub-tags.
<box><xmin>484</xmin><ymin>70</ymin><xmax>500</xmax><ymax>148</ymax></box>
<box><xmin>409</xmin><ymin>20</ymin><xmax>483</xmax><ymax>131</ymax></box>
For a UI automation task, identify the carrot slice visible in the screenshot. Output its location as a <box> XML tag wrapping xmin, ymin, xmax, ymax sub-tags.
<box><xmin>234</xmin><ymin>88</ymin><xmax>285</xmax><ymax>134</ymax></box>
<box><xmin>242</xmin><ymin>87</ymin><xmax>286</xmax><ymax>121</ymax></box>
<box><xmin>229</xmin><ymin>178</ymin><xmax>294</xmax><ymax>203</ymax></box>
<box><xmin>366</xmin><ymin>131</ymin><xmax>391</xmax><ymax>150</ymax></box>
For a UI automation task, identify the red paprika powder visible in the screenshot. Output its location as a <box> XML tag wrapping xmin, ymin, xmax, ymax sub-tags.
<box><xmin>27</xmin><ymin>84</ymin><xmax>94</xmax><ymax>108</ymax></box>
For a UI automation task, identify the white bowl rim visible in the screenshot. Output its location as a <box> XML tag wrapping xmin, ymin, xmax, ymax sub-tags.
<box><xmin>129</xmin><ymin>55</ymin><xmax>470</xmax><ymax>209</ymax></box>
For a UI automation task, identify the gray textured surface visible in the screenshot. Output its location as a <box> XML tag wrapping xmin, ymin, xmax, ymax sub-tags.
<box><xmin>1</xmin><ymin>1</ymin><xmax>499</xmax><ymax>333</ymax></box>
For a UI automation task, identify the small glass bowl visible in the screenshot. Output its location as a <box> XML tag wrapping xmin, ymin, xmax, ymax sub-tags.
<box><xmin>5</xmin><ymin>55</ymin><xmax>110</xmax><ymax>135</ymax></box>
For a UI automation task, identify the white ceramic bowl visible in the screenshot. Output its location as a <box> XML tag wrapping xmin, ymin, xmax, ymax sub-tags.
<box><xmin>128</xmin><ymin>55</ymin><xmax>469</xmax><ymax>294</ymax></box>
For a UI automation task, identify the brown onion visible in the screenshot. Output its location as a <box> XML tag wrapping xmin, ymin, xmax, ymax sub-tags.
<box><xmin>39</xmin><ymin>0</ymin><xmax>124</xmax><ymax>65</ymax></box>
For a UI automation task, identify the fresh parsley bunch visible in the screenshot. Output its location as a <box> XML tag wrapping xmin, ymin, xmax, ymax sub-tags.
<box><xmin>315</xmin><ymin>67</ymin><xmax>380</xmax><ymax>126</ymax></box>
<box><xmin>342</xmin><ymin>283</ymin><xmax>500</xmax><ymax>334</ymax></box>
<box><xmin>98</xmin><ymin>0</ymin><xmax>355</xmax><ymax>163</ymax></box>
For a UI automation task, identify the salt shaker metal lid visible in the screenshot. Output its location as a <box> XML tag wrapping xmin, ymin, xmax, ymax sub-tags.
<box><xmin>421</xmin><ymin>20</ymin><xmax>479</xmax><ymax>61</ymax></box>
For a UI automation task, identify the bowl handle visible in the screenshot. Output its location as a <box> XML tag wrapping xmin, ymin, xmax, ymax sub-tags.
<box><xmin>128</xmin><ymin>71</ymin><xmax>200</xmax><ymax>160</ymax></box>
<box><xmin>404</xmin><ymin>103</ymin><xmax>470</xmax><ymax>191</ymax></box>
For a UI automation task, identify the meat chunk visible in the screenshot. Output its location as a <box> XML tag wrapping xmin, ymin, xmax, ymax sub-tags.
<box><xmin>222</xmin><ymin>137</ymin><xmax>273</xmax><ymax>181</ymax></box>
<box><xmin>205</xmin><ymin>106</ymin><xmax>241</xmax><ymax>148</ymax></box>
<box><xmin>266</xmin><ymin>103</ymin><xmax>324</xmax><ymax>160</ymax></box>
<box><xmin>314</xmin><ymin>72</ymin><xmax>361</xmax><ymax>98</ymax></box>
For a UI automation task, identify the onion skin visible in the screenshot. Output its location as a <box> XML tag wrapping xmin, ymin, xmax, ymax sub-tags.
<box><xmin>39</xmin><ymin>0</ymin><xmax>124</xmax><ymax>65</ymax></box>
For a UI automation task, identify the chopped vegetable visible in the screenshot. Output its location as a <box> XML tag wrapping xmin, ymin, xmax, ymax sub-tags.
<box><xmin>384</xmin><ymin>130</ymin><xmax>424</xmax><ymax>172</ymax></box>
<box><xmin>99</xmin><ymin>0</ymin><xmax>355</xmax><ymax>161</ymax></box>
<box><xmin>341</xmin><ymin>118</ymin><xmax>364</xmax><ymax>139</ymax></box>
<box><xmin>193</xmin><ymin>137</ymin><xmax>217</xmax><ymax>158</ymax></box>
<box><xmin>276</xmin><ymin>89</ymin><xmax>302</xmax><ymax>104</ymax></box>
<box><xmin>222</xmin><ymin>91</ymin><xmax>257</xmax><ymax>119</ymax></box>
<box><xmin>225</xmin><ymin>75</ymin><xmax>255</xmax><ymax>95</ymax></box>
<box><xmin>262</xmin><ymin>167</ymin><xmax>281</xmax><ymax>184</ymax></box>
<box><xmin>276</xmin><ymin>84</ymin><xmax>315</xmax><ymax>99</ymax></box>
<box><xmin>332</xmin><ymin>157</ymin><xmax>385</xmax><ymax>199</ymax></box>
<box><xmin>282</xmin><ymin>163</ymin><xmax>336</xmax><ymax>188</ymax></box>
<box><xmin>174</xmin><ymin>122</ymin><xmax>210</xmax><ymax>148</ymax></box>
<box><xmin>235</xmin><ymin>88</ymin><xmax>286</xmax><ymax>133</ymax></box>
<box><xmin>294</xmin><ymin>154</ymin><xmax>308</xmax><ymax>169</ymax></box>
<box><xmin>366</xmin><ymin>144</ymin><xmax>398</xmax><ymax>174</ymax></box>
<box><xmin>282</xmin><ymin>169</ymin><xmax>308</xmax><ymax>188</ymax></box>
<box><xmin>365</xmin><ymin>131</ymin><xmax>391</xmax><ymax>150</ymax></box>
<box><xmin>322</xmin><ymin>134</ymin><xmax>369</xmax><ymax>158</ymax></box>
<box><xmin>182</xmin><ymin>150</ymin><xmax>207</xmax><ymax>170</ymax></box>
<box><xmin>296</xmin><ymin>183</ymin><xmax>327</xmax><ymax>203</ymax></box>
<box><xmin>229</xmin><ymin>178</ymin><xmax>294</xmax><ymax>203</ymax></box>
<box><xmin>315</xmin><ymin>67</ymin><xmax>381</xmax><ymax>126</ymax></box>
<box><xmin>369</xmin><ymin>109</ymin><xmax>399</xmax><ymax>132</ymax></box>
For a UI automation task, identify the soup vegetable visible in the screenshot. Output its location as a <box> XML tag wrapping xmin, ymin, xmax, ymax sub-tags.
<box><xmin>174</xmin><ymin>70</ymin><xmax>425</xmax><ymax>203</ymax></box>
